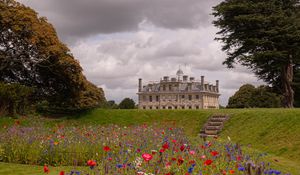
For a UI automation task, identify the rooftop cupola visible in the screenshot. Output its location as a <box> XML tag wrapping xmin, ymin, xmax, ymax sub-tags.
<box><xmin>176</xmin><ymin>67</ymin><xmax>184</xmax><ymax>81</ymax></box>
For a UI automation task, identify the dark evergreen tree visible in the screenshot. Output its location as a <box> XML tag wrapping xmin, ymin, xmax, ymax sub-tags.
<box><xmin>213</xmin><ymin>0</ymin><xmax>300</xmax><ymax>108</ymax></box>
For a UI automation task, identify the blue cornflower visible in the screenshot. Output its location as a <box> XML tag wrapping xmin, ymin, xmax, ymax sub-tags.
<box><xmin>238</xmin><ymin>166</ymin><xmax>245</xmax><ymax>171</ymax></box>
<box><xmin>116</xmin><ymin>164</ymin><xmax>123</xmax><ymax>168</ymax></box>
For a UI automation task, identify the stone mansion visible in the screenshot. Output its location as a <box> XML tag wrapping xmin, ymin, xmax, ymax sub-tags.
<box><xmin>137</xmin><ymin>68</ymin><xmax>220</xmax><ymax>109</ymax></box>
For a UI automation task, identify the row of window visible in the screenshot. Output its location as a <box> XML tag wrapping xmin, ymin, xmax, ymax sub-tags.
<box><xmin>143</xmin><ymin>94</ymin><xmax>200</xmax><ymax>102</ymax></box>
<box><xmin>142</xmin><ymin>105</ymin><xmax>201</xmax><ymax>110</ymax></box>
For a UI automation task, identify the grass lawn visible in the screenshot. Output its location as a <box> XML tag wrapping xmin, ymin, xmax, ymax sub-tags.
<box><xmin>0</xmin><ymin>108</ymin><xmax>300</xmax><ymax>174</ymax></box>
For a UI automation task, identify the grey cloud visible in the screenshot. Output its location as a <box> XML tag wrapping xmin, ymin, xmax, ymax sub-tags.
<box><xmin>18</xmin><ymin>0</ymin><xmax>222</xmax><ymax>42</ymax></box>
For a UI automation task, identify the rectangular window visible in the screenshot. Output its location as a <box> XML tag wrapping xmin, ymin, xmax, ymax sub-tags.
<box><xmin>189</xmin><ymin>106</ymin><xmax>192</xmax><ymax>109</ymax></box>
<box><xmin>163</xmin><ymin>106</ymin><xmax>166</xmax><ymax>109</ymax></box>
<box><xmin>175</xmin><ymin>106</ymin><xmax>178</xmax><ymax>109</ymax></box>
<box><xmin>149</xmin><ymin>96</ymin><xmax>152</xmax><ymax>102</ymax></box>
<box><xmin>181</xmin><ymin>95</ymin><xmax>185</xmax><ymax>99</ymax></box>
<box><xmin>143</xmin><ymin>106</ymin><xmax>146</xmax><ymax>109</ymax></box>
<box><xmin>149</xmin><ymin>106</ymin><xmax>152</xmax><ymax>109</ymax></box>
<box><xmin>182</xmin><ymin>106</ymin><xmax>185</xmax><ymax>109</ymax></box>
<box><xmin>156</xmin><ymin>106</ymin><xmax>159</xmax><ymax>109</ymax></box>
<box><xmin>163</xmin><ymin>85</ymin><xmax>166</xmax><ymax>91</ymax></box>
<box><xmin>169</xmin><ymin>85</ymin><xmax>172</xmax><ymax>91</ymax></box>
<box><xmin>156</xmin><ymin>96</ymin><xmax>159</xmax><ymax>102</ymax></box>
<box><xmin>196</xmin><ymin>95</ymin><xmax>199</xmax><ymax>99</ymax></box>
<box><xmin>189</xmin><ymin>95</ymin><xmax>192</xmax><ymax>101</ymax></box>
<box><xmin>196</xmin><ymin>106</ymin><xmax>199</xmax><ymax>109</ymax></box>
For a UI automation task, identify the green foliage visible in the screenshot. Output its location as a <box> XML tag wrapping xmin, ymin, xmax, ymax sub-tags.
<box><xmin>99</xmin><ymin>100</ymin><xmax>119</xmax><ymax>109</ymax></box>
<box><xmin>228</xmin><ymin>84</ymin><xmax>281</xmax><ymax>108</ymax></box>
<box><xmin>213</xmin><ymin>0</ymin><xmax>300</xmax><ymax>107</ymax></box>
<box><xmin>0</xmin><ymin>0</ymin><xmax>106</xmax><ymax>114</ymax></box>
<box><xmin>118</xmin><ymin>98</ymin><xmax>136</xmax><ymax>109</ymax></box>
<box><xmin>0</xmin><ymin>82</ymin><xmax>33</xmax><ymax>116</ymax></box>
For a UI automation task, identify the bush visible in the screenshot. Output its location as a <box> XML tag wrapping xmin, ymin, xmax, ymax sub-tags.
<box><xmin>0</xmin><ymin>82</ymin><xmax>33</xmax><ymax>116</ymax></box>
<box><xmin>119</xmin><ymin>98</ymin><xmax>135</xmax><ymax>109</ymax></box>
<box><xmin>227</xmin><ymin>84</ymin><xmax>282</xmax><ymax>108</ymax></box>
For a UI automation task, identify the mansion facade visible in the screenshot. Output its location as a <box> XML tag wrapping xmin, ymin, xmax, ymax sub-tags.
<box><xmin>137</xmin><ymin>69</ymin><xmax>220</xmax><ymax>109</ymax></box>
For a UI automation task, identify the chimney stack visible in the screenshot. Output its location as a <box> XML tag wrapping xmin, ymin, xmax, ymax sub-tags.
<box><xmin>183</xmin><ymin>75</ymin><xmax>188</xmax><ymax>81</ymax></box>
<box><xmin>138</xmin><ymin>78</ymin><xmax>142</xmax><ymax>92</ymax></box>
<box><xmin>163</xmin><ymin>76</ymin><xmax>169</xmax><ymax>81</ymax></box>
<box><xmin>216</xmin><ymin>80</ymin><xmax>219</xmax><ymax>93</ymax></box>
<box><xmin>201</xmin><ymin>76</ymin><xmax>204</xmax><ymax>90</ymax></box>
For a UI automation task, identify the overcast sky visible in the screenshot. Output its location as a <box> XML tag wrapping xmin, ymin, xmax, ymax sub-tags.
<box><xmin>18</xmin><ymin>0</ymin><xmax>263</xmax><ymax>106</ymax></box>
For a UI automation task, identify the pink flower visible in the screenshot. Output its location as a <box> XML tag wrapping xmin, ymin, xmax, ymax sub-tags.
<box><xmin>200</xmin><ymin>155</ymin><xmax>206</xmax><ymax>159</ymax></box>
<box><xmin>142</xmin><ymin>153</ymin><xmax>153</xmax><ymax>162</ymax></box>
<box><xmin>189</xmin><ymin>150</ymin><xmax>195</xmax><ymax>155</ymax></box>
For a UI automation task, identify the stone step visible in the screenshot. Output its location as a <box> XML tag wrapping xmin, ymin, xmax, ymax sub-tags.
<box><xmin>200</xmin><ymin>114</ymin><xmax>230</xmax><ymax>138</ymax></box>
<box><xmin>200</xmin><ymin>133</ymin><xmax>217</xmax><ymax>137</ymax></box>
<box><xmin>208</xmin><ymin>122</ymin><xmax>223</xmax><ymax>126</ymax></box>
<box><xmin>205</xmin><ymin>126</ymin><xmax>222</xmax><ymax>130</ymax></box>
<box><xmin>209</xmin><ymin>118</ymin><xmax>227</xmax><ymax>122</ymax></box>
<box><xmin>205</xmin><ymin>129</ymin><xmax>218</xmax><ymax>135</ymax></box>
<box><xmin>211</xmin><ymin>115</ymin><xmax>228</xmax><ymax>118</ymax></box>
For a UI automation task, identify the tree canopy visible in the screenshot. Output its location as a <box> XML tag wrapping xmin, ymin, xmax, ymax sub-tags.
<box><xmin>227</xmin><ymin>84</ymin><xmax>282</xmax><ymax>108</ymax></box>
<box><xmin>0</xmin><ymin>0</ymin><xmax>105</xmax><ymax>113</ymax></box>
<box><xmin>119</xmin><ymin>98</ymin><xmax>136</xmax><ymax>109</ymax></box>
<box><xmin>213</xmin><ymin>0</ymin><xmax>300</xmax><ymax>108</ymax></box>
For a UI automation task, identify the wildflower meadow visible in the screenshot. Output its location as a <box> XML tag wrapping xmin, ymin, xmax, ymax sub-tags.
<box><xmin>0</xmin><ymin>119</ymin><xmax>288</xmax><ymax>175</ymax></box>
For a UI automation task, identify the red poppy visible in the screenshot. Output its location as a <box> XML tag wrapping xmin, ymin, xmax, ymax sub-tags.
<box><xmin>204</xmin><ymin>159</ymin><xmax>213</xmax><ymax>166</ymax></box>
<box><xmin>229</xmin><ymin>170</ymin><xmax>235</xmax><ymax>174</ymax></box>
<box><xmin>43</xmin><ymin>165</ymin><xmax>49</xmax><ymax>173</ymax></box>
<box><xmin>162</xmin><ymin>143</ymin><xmax>169</xmax><ymax>149</ymax></box>
<box><xmin>103</xmin><ymin>146</ymin><xmax>111</xmax><ymax>152</ymax></box>
<box><xmin>180</xmin><ymin>145</ymin><xmax>185</xmax><ymax>151</ymax></box>
<box><xmin>171</xmin><ymin>157</ymin><xmax>177</xmax><ymax>161</ymax></box>
<box><xmin>172</xmin><ymin>139</ymin><xmax>177</xmax><ymax>143</ymax></box>
<box><xmin>211</xmin><ymin>151</ymin><xmax>219</xmax><ymax>156</ymax></box>
<box><xmin>159</xmin><ymin>148</ymin><xmax>165</xmax><ymax>153</ymax></box>
<box><xmin>189</xmin><ymin>160</ymin><xmax>196</xmax><ymax>164</ymax></box>
<box><xmin>142</xmin><ymin>153</ymin><xmax>153</xmax><ymax>161</ymax></box>
<box><xmin>59</xmin><ymin>171</ymin><xmax>65</xmax><ymax>175</ymax></box>
<box><xmin>177</xmin><ymin>157</ymin><xmax>184</xmax><ymax>165</ymax></box>
<box><xmin>87</xmin><ymin>160</ymin><xmax>97</xmax><ymax>167</ymax></box>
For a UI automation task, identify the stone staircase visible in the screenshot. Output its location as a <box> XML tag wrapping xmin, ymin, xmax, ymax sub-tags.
<box><xmin>200</xmin><ymin>114</ymin><xmax>230</xmax><ymax>138</ymax></box>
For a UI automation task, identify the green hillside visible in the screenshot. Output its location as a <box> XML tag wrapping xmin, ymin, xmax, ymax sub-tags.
<box><xmin>0</xmin><ymin>108</ymin><xmax>300</xmax><ymax>174</ymax></box>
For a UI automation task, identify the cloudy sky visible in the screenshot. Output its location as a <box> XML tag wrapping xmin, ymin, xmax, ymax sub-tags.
<box><xmin>18</xmin><ymin>0</ymin><xmax>263</xmax><ymax>105</ymax></box>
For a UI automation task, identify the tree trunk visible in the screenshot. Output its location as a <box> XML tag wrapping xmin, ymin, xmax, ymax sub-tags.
<box><xmin>282</xmin><ymin>59</ymin><xmax>294</xmax><ymax>108</ymax></box>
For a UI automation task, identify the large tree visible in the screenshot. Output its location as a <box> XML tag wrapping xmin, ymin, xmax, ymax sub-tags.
<box><xmin>118</xmin><ymin>98</ymin><xmax>136</xmax><ymax>109</ymax></box>
<box><xmin>213</xmin><ymin>0</ymin><xmax>300</xmax><ymax>108</ymax></box>
<box><xmin>0</xmin><ymin>0</ymin><xmax>105</xmax><ymax>112</ymax></box>
<box><xmin>228</xmin><ymin>84</ymin><xmax>282</xmax><ymax>108</ymax></box>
